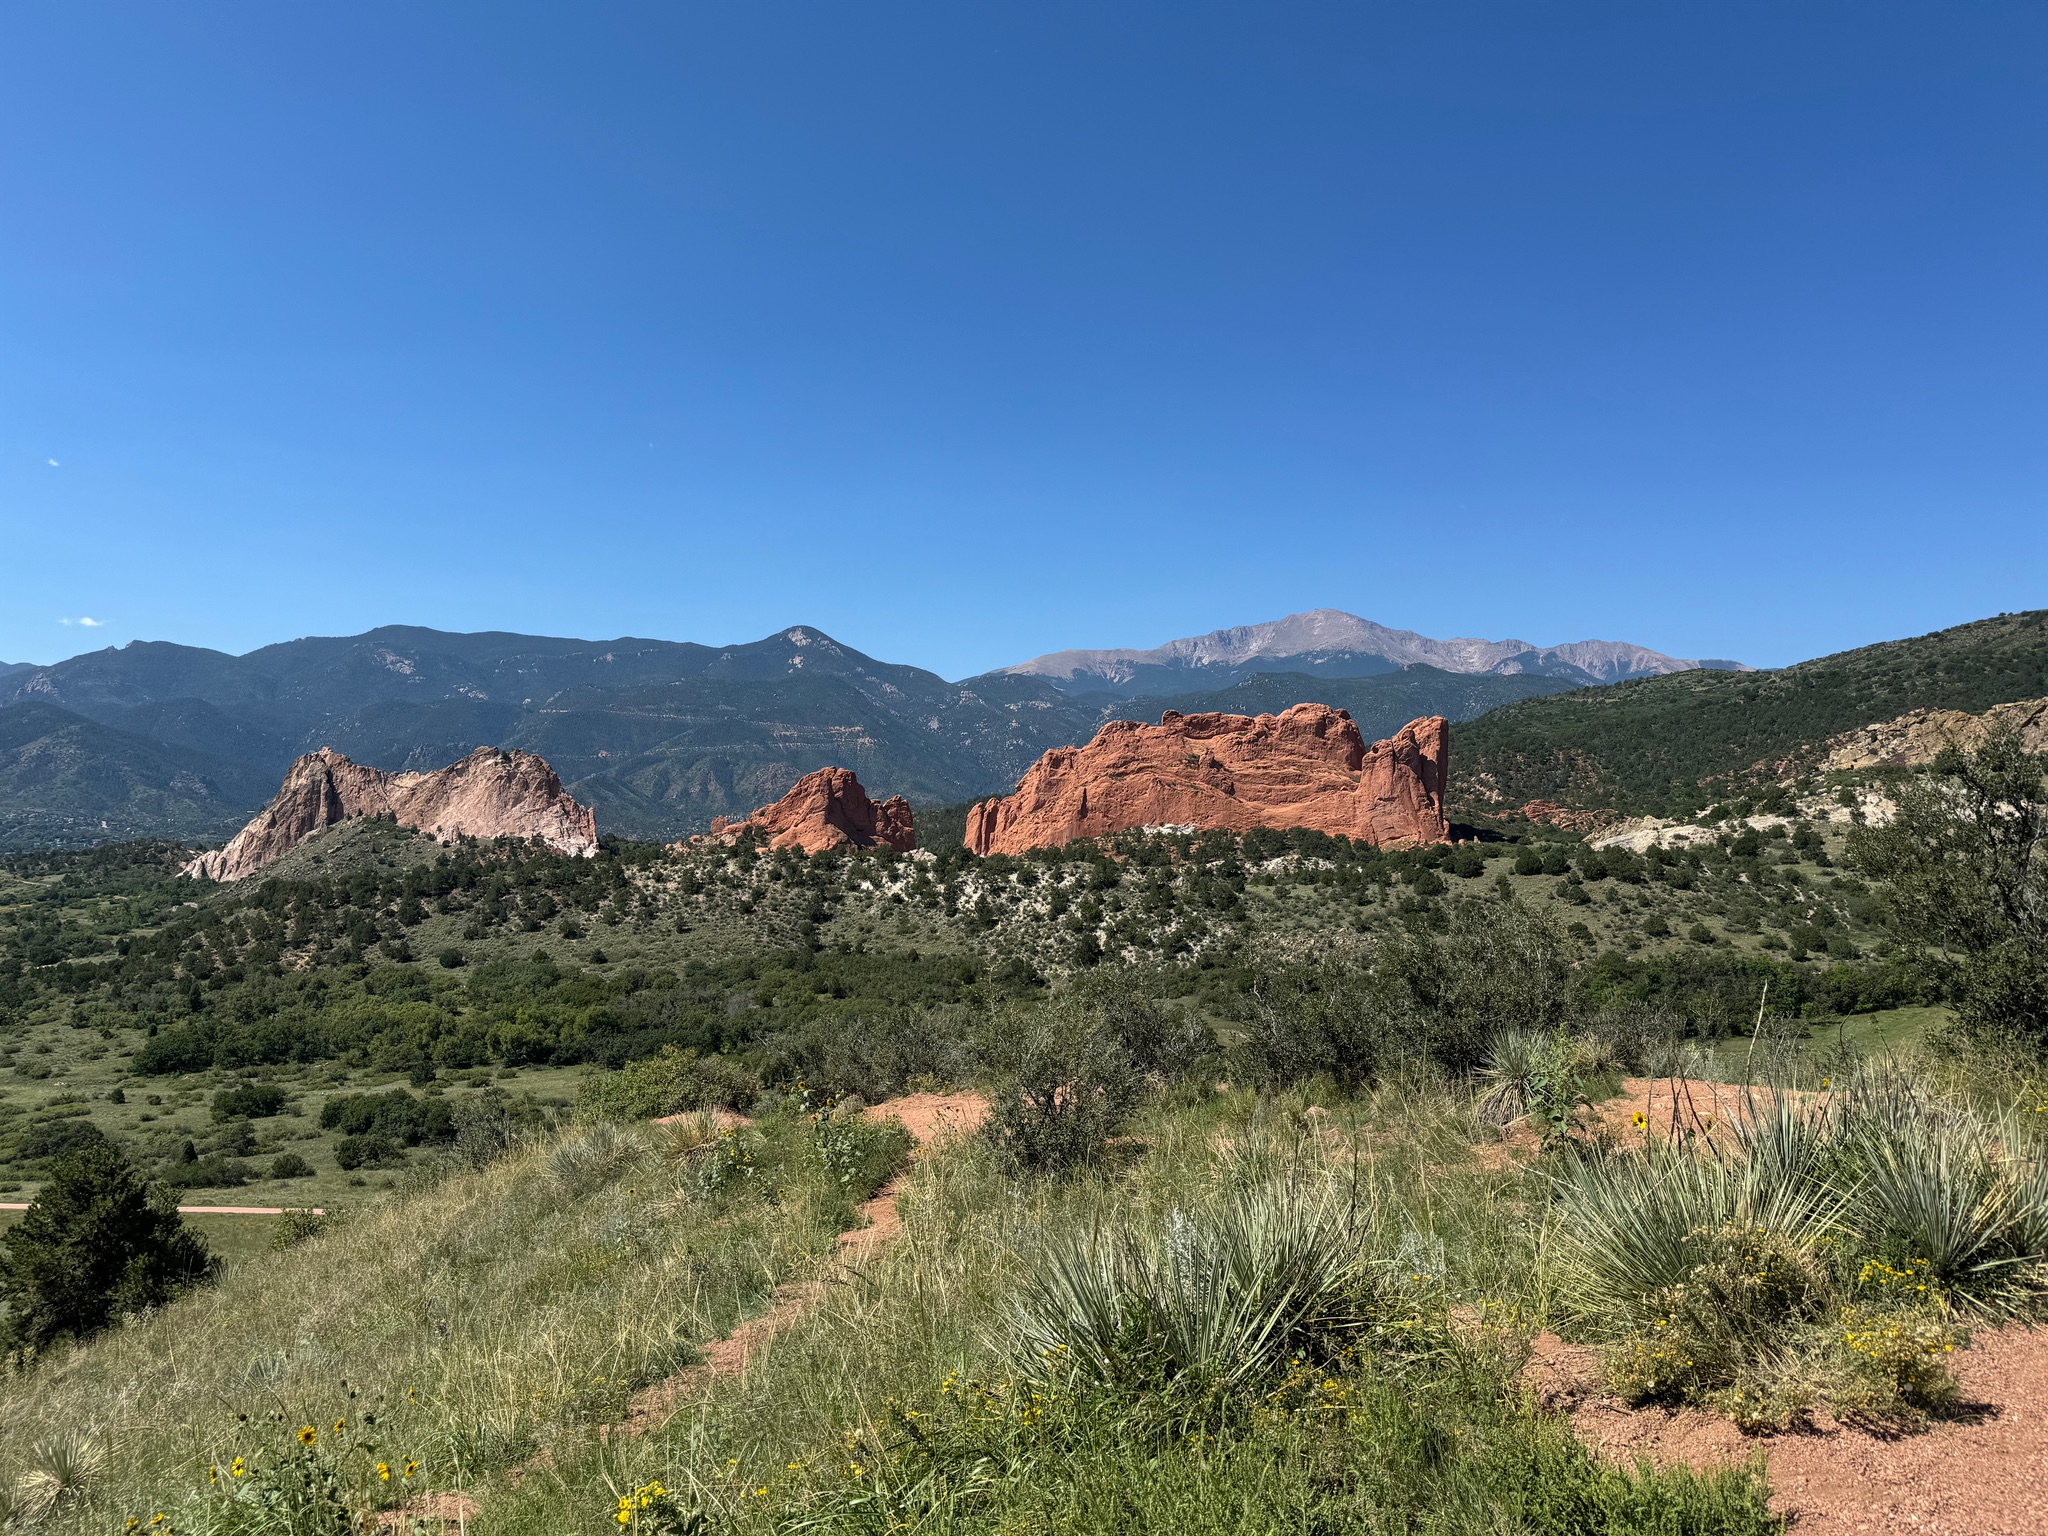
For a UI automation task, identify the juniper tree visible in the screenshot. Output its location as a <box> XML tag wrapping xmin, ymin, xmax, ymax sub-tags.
<box><xmin>1849</xmin><ymin>724</ymin><xmax>2047</xmax><ymax>1051</ymax></box>
<box><xmin>0</xmin><ymin>1137</ymin><xmax>216</xmax><ymax>1355</ymax></box>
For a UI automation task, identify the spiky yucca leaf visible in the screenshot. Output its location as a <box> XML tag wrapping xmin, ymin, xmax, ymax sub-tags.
<box><xmin>1547</xmin><ymin>1142</ymin><xmax>1840</xmax><ymax>1335</ymax></box>
<box><xmin>1005</xmin><ymin>1180</ymin><xmax>1373</xmax><ymax>1394</ymax></box>
<box><xmin>13</xmin><ymin>1432</ymin><xmax>104</xmax><ymax>1522</ymax></box>
<box><xmin>1841</xmin><ymin>1113</ymin><xmax>2029</xmax><ymax>1318</ymax></box>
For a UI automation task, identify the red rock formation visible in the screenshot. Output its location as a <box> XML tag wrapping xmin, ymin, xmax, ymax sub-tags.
<box><xmin>186</xmin><ymin>746</ymin><xmax>598</xmax><ymax>881</ymax></box>
<box><xmin>964</xmin><ymin>705</ymin><xmax>1448</xmax><ymax>856</ymax></box>
<box><xmin>696</xmin><ymin>767</ymin><xmax>916</xmax><ymax>855</ymax></box>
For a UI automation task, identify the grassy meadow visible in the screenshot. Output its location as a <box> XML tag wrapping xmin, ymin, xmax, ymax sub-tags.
<box><xmin>3</xmin><ymin>729</ymin><xmax>2044</xmax><ymax>1534</ymax></box>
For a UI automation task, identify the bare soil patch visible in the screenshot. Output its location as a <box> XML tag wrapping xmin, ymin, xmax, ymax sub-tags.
<box><xmin>1529</xmin><ymin>1326</ymin><xmax>2048</xmax><ymax>1534</ymax></box>
<box><xmin>373</xmin><ymin>1490</ymin><xmax>479</xmax><ymax>1530</ymax></box>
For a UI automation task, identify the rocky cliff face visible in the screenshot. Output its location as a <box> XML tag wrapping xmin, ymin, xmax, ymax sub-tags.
<box><xmin>699</xmin><ymin>766</ymin><xmax>916</xmax><ymax>855</ymax></box>
<box><xmin>964</xmin><ymin>704</ymin><xmax>1448</xmax><ymax>856</ymax></box>
<box><xmin>185</xmin><ymin>746</ymin><xmax>598</xmax><ymax>881</ymax></box>
<box><xmin>1821</xmin><ymin>696</ymin><xmax>2048</xmax><ymax>772</ymax></box>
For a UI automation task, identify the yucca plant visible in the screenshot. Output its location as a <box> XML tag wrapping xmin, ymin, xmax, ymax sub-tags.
<box><xmin>1474</xmin><ymin>1030</ymin><xmax>1550</xmax><ymax>1127</ymax></box>
<box><xmin>1547</xmin><ymin>1135</ymin><xmax>1840</xmax><ymax>1335</ymax></box>
<box><xmin>1837</xmin><ymin>1111</ymin><xmax>2030</xmax><ymax>1318</ymax></box>
<box><xmin>1004</xmin><ymin>1180</ymin><xmax>1378</xmax><ymax>1396</ymax></box>
<box><xmin>12</xmin><ymin>1432</ymin><xmax>104</xmax><ymax>1524</ymax></box>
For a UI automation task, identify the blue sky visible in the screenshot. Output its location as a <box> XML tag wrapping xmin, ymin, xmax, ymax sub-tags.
<box><xmin>3</xmin><ymin>3</ymin><xmax>2043</xmax><ymax>677</ymax></box>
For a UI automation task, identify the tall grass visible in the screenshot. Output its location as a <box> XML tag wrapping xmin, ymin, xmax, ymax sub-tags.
<box><xmin>0</xmin><ymin>1107</ymin><xmax>897</xmax><ymax>1532</ymax></box>
<box><xmin>488</xmin><ymin>1091</ymin><xmax>1774</xmax><ymax>1536</ymax></box>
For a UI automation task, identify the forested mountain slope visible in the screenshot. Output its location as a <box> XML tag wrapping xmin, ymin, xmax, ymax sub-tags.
<box><xmin>1454</xmin><ymin>609</ymin><xmax>2048</xmax><ymax>818</ymax></box>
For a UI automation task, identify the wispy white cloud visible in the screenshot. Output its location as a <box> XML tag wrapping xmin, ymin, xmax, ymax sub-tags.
<box><xmin>47</xmin><ymin>458</ymin><xmax>60</xmax><ymax>468</ymax></box>
<box><xmin>59</xmin><ymin>616</ymin><xmax>105</xmax><ymax>627</ymax></box>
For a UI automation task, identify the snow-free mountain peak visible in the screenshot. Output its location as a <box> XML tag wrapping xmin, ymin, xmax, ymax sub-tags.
<box><xmin>989</xmin><ymin>609</ymin><xmax>1748</xmax><ymax>697</ymax></box>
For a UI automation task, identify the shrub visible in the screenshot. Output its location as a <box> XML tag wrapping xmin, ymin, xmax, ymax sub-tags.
<box><xmin>980</xmin><ymin>998</ymin><xmax>1144</xmax><ymax>1174</ymax></box>
<box><xmin>318</xmin><ymin>1089</ymin><xmax>455</xmax><ymax>1146</ymax></box>
<box><xmin>1474</xmin><ymin>1029</ymin><xmax>1586</xmax><ymax>1141</ymax></box>
<box><xmin>451</xmin><ymin>1088</ymin><xmax>556</xmax><ymax>1167</ymax></box>
<box><xmin>1549</xmin><ymin>1131</ymin><xmax>1840</xmax><ymax>1339</ymax></box>
<box><xmin>1550</xmin><ymin>1080</ymin><xmax>2048</xmax><ymax>1425</ymax></box>
<box><xmin>168</xmin><ymin>1155</ymin><xmax>252</xmax><ymax>1189</ymax></box>
<box><xmin>779</xmin><ymin>1093</ymin><xmax>916</xmax><ymax>1204</ymax></box>
<box><xmin>212</xmin><ymin>1082</ymin><xmax>286</xmax><ymax>1121</ymax></box>
<box><xmin>1060</xmin><ymin>972</ymin><xmax>1216</xmax><ymax>1082</ymax></box>
<box><xmin>1241</xmin><ymin>903</ymin><xmax>1574</xmax><ymax>1089</ymax></box>
<box><xmin>575</xmin><ymin>1045</ymin><xmax>760</xmax><ymax>1122</ymax></box>
<box><xmin>269</xmin><ymin>1151</ymin><xmax>315</xmax><ymax>1179</ymax></box>
<box><xmin>0</xmin><ymin>1140</ymin><xmax>216</xmax><ymax>1353</ymax></box>
<box><xmin>333</xmin><ymin>1134</ymin><xmax>404</xmax><ymax>1171</ymax></box>
<box><xmin>270</xmin><ymin>1208</ymin><xmax>330</xmax><ymax>1248</ymax></box>
<box><xmin>758</xmin><ymin>1007</ymin><xmax>971</xmax><ymax>1104</ymax></box>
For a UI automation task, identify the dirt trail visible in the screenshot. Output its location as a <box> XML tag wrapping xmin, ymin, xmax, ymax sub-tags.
<box><xmin>1528</xmin><ymin>1327</ymin><xmax>2048</xmax><ymax>1534</ymax></box>
<box><xmin>623</xmin><ymin>1091</ymin><xmax>989</xmax><ymax>1435</ymax></box>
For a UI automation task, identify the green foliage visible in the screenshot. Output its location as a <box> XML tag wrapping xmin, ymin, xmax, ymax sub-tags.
<box><xmin>576</xmin><ymin>1045</ymin><xmax>761</xmax><ymax>1122</ymax></box>
<box><xmin>0</xmin><ymin>1139</ymin><xmax>216</xmax><ymax>1354</ymax></box>
<box><xmin>1005</xmin><ymin>1179</ymin><xmax>1388</xmax><ymax>1396</ymax></box>
<box><xmin>796</xmin><ymin>1095</ymin><xmax>916</xmax><ymax>1202</ymax></box>
<box><xmin>1457</xmin><ymin>608</ymin><xmax>2048</xmax><ymax>816</ymax></box>
<box><xmin>1548</xmin><ymin>1077</ymin><xmax>2048</xmax><ymax>1426</ymax></box>
<box><xmin>1241</xmin><ymin>900</ymin><xmax>1574</xmax><ymax>1088</ymax></box>
<box><xmin>1475</xmin><ymin>1029</ymin><xmax>1587</xmax><ymax>1142</ymax></box>
<box><xmin>980</xmin><ymin>997</ymin><xmax>1145</xmax><ymax>1173</ymax></box>
<box><xmin>212</xmin><ymin>1082</ymin><xmax>287</xmax><ymax>1121</ymax></box>
<box><xmin>317</xmin><ymin>1089</ymin><xmax>454</xmax><ymax>1146</ymax></box>
<box><xmin>1849</xmin><ymin>725</ymin><xmax>2047</xmax><ymax>1051</ymax></box>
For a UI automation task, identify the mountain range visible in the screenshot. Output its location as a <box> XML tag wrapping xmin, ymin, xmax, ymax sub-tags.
<box><xmin>1000</xmin><ymin>610</ymin><xmax>1747</xmax><ymax>696</ymax></box>
<box><xmin>0</xmin><ymin>612</ymin><xmax>1652</xmax><ymax>846</ymax></box>
<box><xmin>6</xmin><ymin>607</ymin><xmax>2046</xmax><ymax>850</ymax></box>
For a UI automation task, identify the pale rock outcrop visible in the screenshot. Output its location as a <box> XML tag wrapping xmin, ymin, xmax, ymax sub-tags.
<box><xmin>693</xmin><ymin>767</ymin><xmax>915</xmax><ymax>855</ymax></box>
<box><xmin>964</xmin><ymin>704</ymin><xmax>1449</xmax><ymax>856</ymax></box>
<box><xmin>1821</xmin><ymin>696</ymin><xmax>2048</xmax><ymax>772</ymax></box>
<box><xmin>186</xmin><ymin>746</ymin><xmax>597</xmax><ymax>881</ymax></box>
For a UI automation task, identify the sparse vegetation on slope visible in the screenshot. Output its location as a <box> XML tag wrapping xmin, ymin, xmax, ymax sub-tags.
<box><xmin>1455</xmin><ymin>609</ymin><xmax>2048</xmax><ymax>817</ymax></box>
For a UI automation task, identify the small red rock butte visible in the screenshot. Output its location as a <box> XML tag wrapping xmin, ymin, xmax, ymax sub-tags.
<box><xmin>965</xmin><ymin>704</ymin><xmax>1449</xmax><ymax>856</ymax></box>
<box><xmin>697</xmin><ymin>766</ymin><xmax>916</xmax><ymax>855</ymax></box>
<box><xmin>186</xmin><ymin>746</ymin><xmax>599</xmax><ymax>882</ymax></box>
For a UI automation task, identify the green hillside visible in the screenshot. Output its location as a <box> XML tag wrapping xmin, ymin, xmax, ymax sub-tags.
<box><xmin>1453</xmin><ymin>609</ymin><xmax>2048</xmax><ymax>817</ymax></box>
<box><xmin>4</xmin><ymin>804</ymin><xmax>2039</xmax><ymax>1533</ymax></box>
<box><xmin>0</xmin><ymin>703</ymin><xmax>276</xmax><ymax>850</ymax></box>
